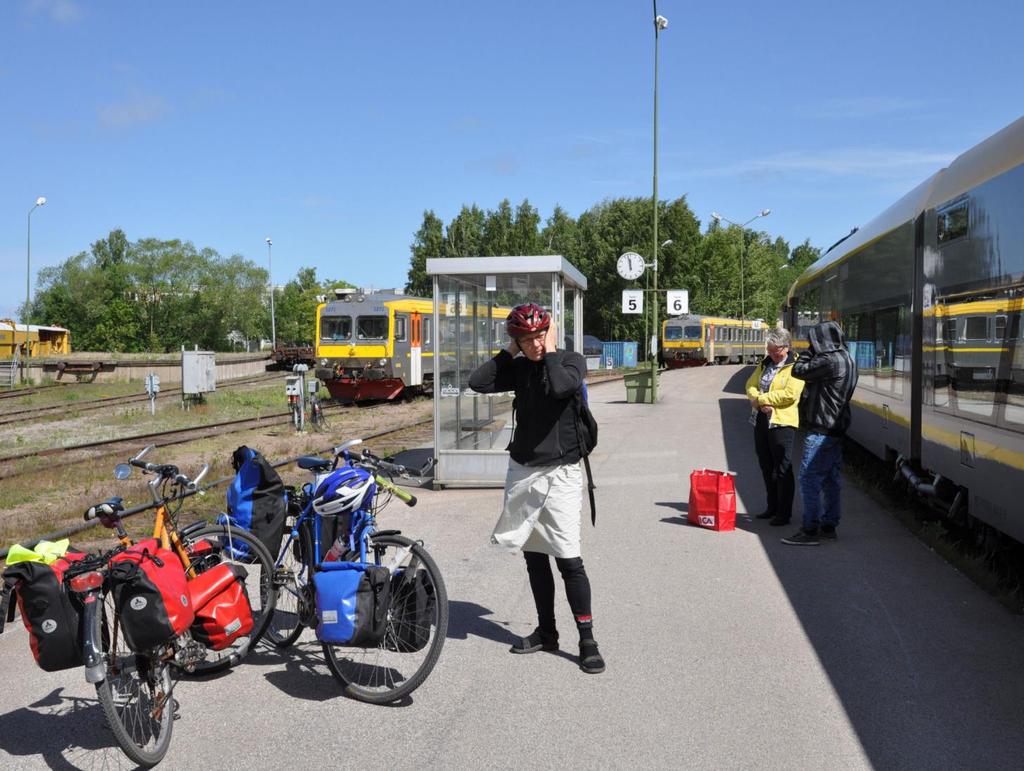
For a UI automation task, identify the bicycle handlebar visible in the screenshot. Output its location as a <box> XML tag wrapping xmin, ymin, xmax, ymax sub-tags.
<box><xmin>374</xmin><ymin>474</ymin><xmax>417</xmax><ymax>507</ymax></box>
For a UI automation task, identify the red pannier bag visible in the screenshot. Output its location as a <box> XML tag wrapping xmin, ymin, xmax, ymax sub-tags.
<box><xmin>109</xmin><ymin>539</ymin><xmax>194</xmax><ymax>651</ymax></box>
<box><xmin>188</xmin><ymin>564</ymin><xmax>254</xmax><ymax>650</ymax></box>
<box><xmin>687</xmin><ymin>469</ymin><xmax>737</xmax><ymax>531</ymax></box>
<box><xmin>1</xmin><ymin>552</ymin><xmax>88</xmax><ymax>672</ymax></box>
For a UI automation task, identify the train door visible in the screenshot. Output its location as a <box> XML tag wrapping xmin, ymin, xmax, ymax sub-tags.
<box><xmin>409</xmin><ymin>312</ymin><xmax>423</xmax><ymax>386</ymax></box>
<box><xmin>393</xmin><ymin>313</ymin><xmax>411</xmax><ymax>383</ymax></box>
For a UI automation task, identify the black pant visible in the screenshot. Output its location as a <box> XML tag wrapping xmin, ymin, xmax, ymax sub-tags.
<box><xmin>523</xmin><ymin>551</ymin><xmax>592</xmax><ymax>633</ymax></box>
<box><xmin>753</xmin><ymin>413</ymin><xmax>795</xmax><ymax>520</ymax></box>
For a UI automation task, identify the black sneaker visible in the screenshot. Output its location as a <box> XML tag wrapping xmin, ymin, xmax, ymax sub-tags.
<box><xmin>781</xmin><ymin>529</ymin><xmax>820</xmax><ymax>546</ymax></box>
<box><xmin>755</xmin><ymin>511</ymin><xmax>775</xmax><ymax>520</ymax></box>
<box><xmin>769</xmin><ymin>516</ymin><xmax>791</xmax><ymax>527</ymax></box>
<box><xmin>820</xmin><ymin>526</ymin><xmax>837</xmax><ymax>541</ymax></box>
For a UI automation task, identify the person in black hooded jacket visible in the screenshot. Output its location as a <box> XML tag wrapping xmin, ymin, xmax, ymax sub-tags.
<box><xmin>782</xmin><ymin>320</ymin><xmax>858</xmax><ymax>546</ymax></box>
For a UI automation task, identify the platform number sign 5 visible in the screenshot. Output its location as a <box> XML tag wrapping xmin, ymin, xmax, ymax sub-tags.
<box><xmin>622</xmin><ymin>290</ymin><xmax>643</xmax><ymax>314</ymax></box>
<box><xmin>667</xmin><ymin>290</ymin><xmax>689</xmax><ymax>316</ymax></box>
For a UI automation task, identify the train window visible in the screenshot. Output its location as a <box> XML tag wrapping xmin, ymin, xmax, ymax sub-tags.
<box><xmin>942</xmin><ymin>318</ymin><xmax>957</xmax><ymax>343</ymax></box>
<box><xmin>963</xmin><ymin>316</ymin><xmax>988</xmax><ymax>341</ymax></box>
<box><xmin>395</xmin><ymin>317</ymin><xmax>407</xmax><ymax>342</ymax></box>
<box><xmin>665</xmin><ymin>326</ymin><xmax>683</xmax><ymax>341</ymax></box>
<box><xmin>423</xmin><ymin>316</ymin><xmax>431</xmax><ymax>344</ymax></box>
<box><xmin>356</xmin><ymin>316</ymin><xmax>388</xmax><ymax>340</ymax></box>
<box><xmin>320</xmin><ymin>316</ymin><xmax>351</xmax><ymax>342</ymax></box>
<box><xmin>995</xmin><ymin>315</ymin><xmax>1007</xmax><ymax>340</ymax></box>
<box><xmin>937</xmin><ymin>200</ymin><xmax>969</xmax><ymax>244</ymax></box>
<box><xmin>684</xmin><ymin>325</ymin><xmax>700</xmax><ymax>340</ymax></box>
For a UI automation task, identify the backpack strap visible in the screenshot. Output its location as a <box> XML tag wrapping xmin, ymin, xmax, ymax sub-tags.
<box><xmin>0</xmin><ymin>573</ymin><xmax>18</xmax><ymax>635</ymax></box>
<box><xmin>572</xmin><ymin>386</ymin><xmax>597</xmax><ymax>526</ymax></box>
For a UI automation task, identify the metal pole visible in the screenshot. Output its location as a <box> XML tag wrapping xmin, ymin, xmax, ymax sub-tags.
<box><xmin>651</xmin><ymin>5</ymin><xmax>663</xmax><ymax>403</ymax></box>
<box><xmin>266</xmin><ymin>238</ymin><xmax>276</xmax><ymax>349</ymax></box>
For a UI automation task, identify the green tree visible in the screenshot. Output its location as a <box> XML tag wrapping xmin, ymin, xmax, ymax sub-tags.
<box><xmin>405</xmin><ymin>210</ymin><xmax>445</xmax><ymax>298</ymax></box>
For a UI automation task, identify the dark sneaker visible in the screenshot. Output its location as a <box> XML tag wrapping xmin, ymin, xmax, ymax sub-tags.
<box><xmin>820</xmin><ymin>526</ymin><xmax>837</xmax><ymax>541</ymax></box>
<box><xmin>781</xmin><ymin>529</ymin><xmax>820</xmax><ymax>546</ymax></box>
<box><xmin>769</xmin><ymin>516</ymin><xmax>791</xmax><ymax>526</ymax></box>
<box><xmin>755</xmin><ymin>511</ymin><xmax>775</xmax><ymax>520</ymax></box>
<box><xmin>510</xmin><ymin>627</ymin><xmax>559</xmax><ymax>654</ymax></box>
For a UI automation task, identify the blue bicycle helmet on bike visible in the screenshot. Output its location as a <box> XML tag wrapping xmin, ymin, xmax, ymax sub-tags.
<box><xmin>312</xmin><ymin>466</ymin><xmax>375</xmax><ymax>517</ymax></box>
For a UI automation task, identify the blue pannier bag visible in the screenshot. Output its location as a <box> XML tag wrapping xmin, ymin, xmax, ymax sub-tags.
<box><xmin>218</xmin><ymin>446</ymin><xmax>287</xmax><ymax>560</ymax></box>
<box><xmin>314</xmin><ymin>561</ymin><xmax>391</xmax><ymax>646</ymax></box>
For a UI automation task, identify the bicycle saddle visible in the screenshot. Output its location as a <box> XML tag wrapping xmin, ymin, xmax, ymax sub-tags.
<box><xmin>297</xmin><ymin>456</ymin><xmax>332</xmax><ymax>472</ymax></box>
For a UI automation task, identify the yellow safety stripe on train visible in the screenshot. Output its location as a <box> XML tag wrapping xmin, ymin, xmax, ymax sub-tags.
<box><xmin>928</xmin><ymin>298</ymin><xmax>1024</xmax><ymax>317</ymax></box>
<box><xmin>851</xmin><ymin>397</ymin><xmax>1024</xmax><ymax>472</ymax></box>
<box><xmin>922</xmin><ymin>346</ymin><xmax>1010</xmax><ymax>353</ymax></box>
<box><xmin>662</xmin><ymin>340</ymin><xmax>702</xmax><ymax>349</ymax></box>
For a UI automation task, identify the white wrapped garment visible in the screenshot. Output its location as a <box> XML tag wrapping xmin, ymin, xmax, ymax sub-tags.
<box><xmin>491</xmin><ymin>459</ymin><xmax>583</xmax><ymax>558</ymax></box>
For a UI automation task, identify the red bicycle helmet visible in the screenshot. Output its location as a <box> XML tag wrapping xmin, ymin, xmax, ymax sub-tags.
<box><xmin>506</xmin><ymin>303</ymin><xmax>551</xmax><ymax>338</ymax></box>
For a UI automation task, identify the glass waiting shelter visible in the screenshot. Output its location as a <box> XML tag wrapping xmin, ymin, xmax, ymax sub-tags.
<box><xmin>426</xmin><ymin>256</ymin><xmax>587</xmax><ymax>487</ymax></box>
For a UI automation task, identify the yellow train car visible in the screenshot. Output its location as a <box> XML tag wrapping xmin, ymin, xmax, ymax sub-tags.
<box><xmin>662</xmin><ymin>314</ymin><xmax>767</xmax><ymax>367</ymax></box>
<box><xmin>314</xmin><ymin>289</ymin><xmax>516</xmax><ymax>401</ymax></box>
<box><xmin>0</xmin><ymin>320</ymin><xmax>70</xmax><ymax>358</ymax></box>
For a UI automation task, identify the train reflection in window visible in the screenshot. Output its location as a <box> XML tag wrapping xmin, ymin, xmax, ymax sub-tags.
<box><xmin>933</xmin><ymin>291</ymin><xmax>1024</xmax><ymax>428</ymax></box>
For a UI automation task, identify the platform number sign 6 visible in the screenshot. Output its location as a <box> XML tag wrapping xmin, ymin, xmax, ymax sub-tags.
<box><xmin>667</xmin><ymin>290</ymin><xmax>689</xmax><ymax>316</ymax></box>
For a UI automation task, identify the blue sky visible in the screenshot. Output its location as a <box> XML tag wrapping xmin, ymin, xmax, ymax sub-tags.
<box><xmin>2</xmin><ymin>0</ymin><xmax>1023</xmax><ymax>319</ymax></box>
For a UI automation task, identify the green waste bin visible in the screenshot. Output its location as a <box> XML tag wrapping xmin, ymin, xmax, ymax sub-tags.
<box><xmin>623</xmin><ymin>370</ymin><xmax>657</xmax><ymax>404</ymax></box>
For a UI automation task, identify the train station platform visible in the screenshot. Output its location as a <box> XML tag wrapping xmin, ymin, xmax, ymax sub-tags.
<box><xmin>1</xmin><ymin>366</ymin><xmax>1022</xmax><ymax>768</ymax></box>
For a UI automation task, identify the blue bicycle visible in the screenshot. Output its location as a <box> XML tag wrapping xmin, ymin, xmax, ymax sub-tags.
<box><xmin>266</xmin><ymin>439</ymin><xmax>448</xmax><ymax>704</ymax></box>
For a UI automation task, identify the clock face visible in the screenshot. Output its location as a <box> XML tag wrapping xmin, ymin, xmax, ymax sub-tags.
<box><xmin>617</xmin><ymin>252</ymin><xmax>645</xmax><ymax>280</ymax></box>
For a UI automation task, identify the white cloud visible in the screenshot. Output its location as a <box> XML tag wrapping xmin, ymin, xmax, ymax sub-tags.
<box><xmin>97</xmin><ymin>93</ymin><xmax>170</xmax><ymax>129</ymax></box>
<box><xmin>465</xmin><ymin>153</ymin><xmax>519</xmax><ymax>176</ymax></box>
<box><xmin>27</xmin><ymin>0</ymin><xmax>83</xmax><ymax>24</ymax></box>
<box><xmin>691</xmin><ymin>148</ymin><xmax>956</xmax><ymax>180</ymax></box>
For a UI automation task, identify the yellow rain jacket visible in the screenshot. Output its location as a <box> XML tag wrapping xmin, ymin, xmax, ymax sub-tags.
<box><xmin>745</xmin><ymin>354</ymin><xmax>804</xmax><ymax>429</ymax></box>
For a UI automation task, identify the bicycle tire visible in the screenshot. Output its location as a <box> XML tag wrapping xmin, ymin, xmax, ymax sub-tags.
<box><xmin>266</xmin><ymin>520</ymin><xmax>313</xmax><ymax>648</ymax></box>
<box><xmin>322</xmin><ymin>534</ymin><xmax>448</xmax><ymax>704</ymax></box>
<box><xmin>180</xmin><ymin>524</ymin><xmax>276</xmax><ymax>674</ymax></box>
<box><xmin>94</xmin><ymin>593</ymin><xmax>174</xmax><ymax>768</ymax></box>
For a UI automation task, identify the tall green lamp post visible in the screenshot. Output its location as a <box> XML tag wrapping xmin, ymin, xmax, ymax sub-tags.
<box><xmin>711</xmin><ymin>208</ymin><xmax>771</xmax><ymax>361</ymax></box>
<box><xmin>650</xmin><ymin>6</ymin><xmax>668</xmax><ymax>403</ymax></box>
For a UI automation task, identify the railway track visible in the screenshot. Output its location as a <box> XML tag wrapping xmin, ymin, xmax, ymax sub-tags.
<box><xmin>0</xmin><ymin>372</ymin><xmax>285</xmax><ymax>425</ymax></box>
<box><xmin>0</xmin><ymin>383</ymin><xmax>70</xmax><ymax>401</ymax></box>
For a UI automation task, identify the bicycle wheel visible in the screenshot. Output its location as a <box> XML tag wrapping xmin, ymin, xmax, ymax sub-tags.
<box><xmin>322</xmin><ymin>534</ymin><xmax>448</xmax><ymax>704</ymax></box>
<box><xmin>266</xmin><ymin>522</ymin><xmax>313</xmax><ymax>648</ymax></box>
<box><xmin>180</xmin><ymin>524</ymin><xmax>276</xmax><ymax>674</ymax></box>
<box><xmin>95</xmin><ymin>593</ymin><xmax>174</xmax><ymax>768</ymax></box>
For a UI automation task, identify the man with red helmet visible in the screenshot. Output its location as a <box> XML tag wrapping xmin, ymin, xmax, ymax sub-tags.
<box><xmin>469</xmin><ymin>302</ymin><xmax>604</xmax><ymax>675</ymax></box>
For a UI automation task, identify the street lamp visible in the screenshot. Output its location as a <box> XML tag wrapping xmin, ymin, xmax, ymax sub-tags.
<box><xmin>26</xmin><ymin>196</ymin><xmax>46</xmax><ymax>325</ymax></box>
<box><xmin>711</xmin><ymin>208</ymin><xmax>771</xmax><ymax>361</ymax></box>
<box><xmin>650</xmin><ymin>5</ymin><xmax>668</xmax><ymax>403</ymax></box>
<box><xmin>266</xmin><ymin>237</ymin><xmax>276</xmax><ymax>350</ymax></box>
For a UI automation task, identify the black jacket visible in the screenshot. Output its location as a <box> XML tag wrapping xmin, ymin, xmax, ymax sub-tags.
<box><xmin>468</xmin><ymin>349</ymin><xmax>587</xmax><ymax>466</ymax></box>
<box><xmin>792</xmin><ymin>321</ymin><xmax>859</xmax><ymax>436</ymax></box>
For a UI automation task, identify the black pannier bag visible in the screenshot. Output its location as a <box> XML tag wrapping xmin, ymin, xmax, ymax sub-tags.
<box><xmin>220</xmin><ymin>446</ymin><xmax>287</xmax><ymax>559</ymax></box>
<box><xmin>109</xmin><ymin>539</ymin><xmax>195</xmax><ymax>652</ymax></box>
<box><xmin>1</xmin><ymin>552</ymin><xmax>87</xmax><ymax>672</ymax></box>
<box><xmin>386</xmin><ymin>568</ymin><xmax>434</xmax><ymax>652</ymax></box>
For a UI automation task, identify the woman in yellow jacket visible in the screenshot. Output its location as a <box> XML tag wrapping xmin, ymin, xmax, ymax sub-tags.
<box><xmin>744</xmin><ymin>328</ymin><xmax>804</xmax><ymax>526</ymax></box>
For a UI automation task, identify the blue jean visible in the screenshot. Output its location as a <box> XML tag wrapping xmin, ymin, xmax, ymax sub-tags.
<box><xmin>799</xmin><ymin>433</ymin><xmax>842</xmax><ymax>532</ymax></box>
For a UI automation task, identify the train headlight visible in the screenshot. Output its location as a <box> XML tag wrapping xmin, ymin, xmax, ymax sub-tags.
<box><xmin>379</xmin><ymin>358</ymin><xmax>387</xmax><ymax>366</ymax></box>
<box><xmin>320</xmin><ymin>358</ymin><xmax>328</xmax><ymax>366</ymax></box>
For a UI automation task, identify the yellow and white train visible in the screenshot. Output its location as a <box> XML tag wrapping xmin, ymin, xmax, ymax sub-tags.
<box><xmin>661</xmin><ymin>314</ymin><xmax>768</xmax><ymax>367</ymax></box>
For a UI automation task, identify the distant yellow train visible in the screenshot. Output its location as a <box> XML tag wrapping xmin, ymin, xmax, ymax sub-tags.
<box><xmin>661</xmin><ymin>314</ymin><xmax>768</xmax><ymax>367</ymax></box>
<box><xmin>0</xmin><ymin>320</ymin><xmax>70</xmax><ymax>358</ymax></box>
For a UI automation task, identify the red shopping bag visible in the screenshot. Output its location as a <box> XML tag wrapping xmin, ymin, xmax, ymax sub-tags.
<box><xmin>687</xmin><ymin>469</ymin><xmax>736</xmax><ymax>531</ymax></box>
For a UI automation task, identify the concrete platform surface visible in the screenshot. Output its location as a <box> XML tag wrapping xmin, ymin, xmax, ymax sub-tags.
<box><xmin>1</xmin><ymin>365</ymin><xmax>1021</xmax><ymax>769</ymax></box>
